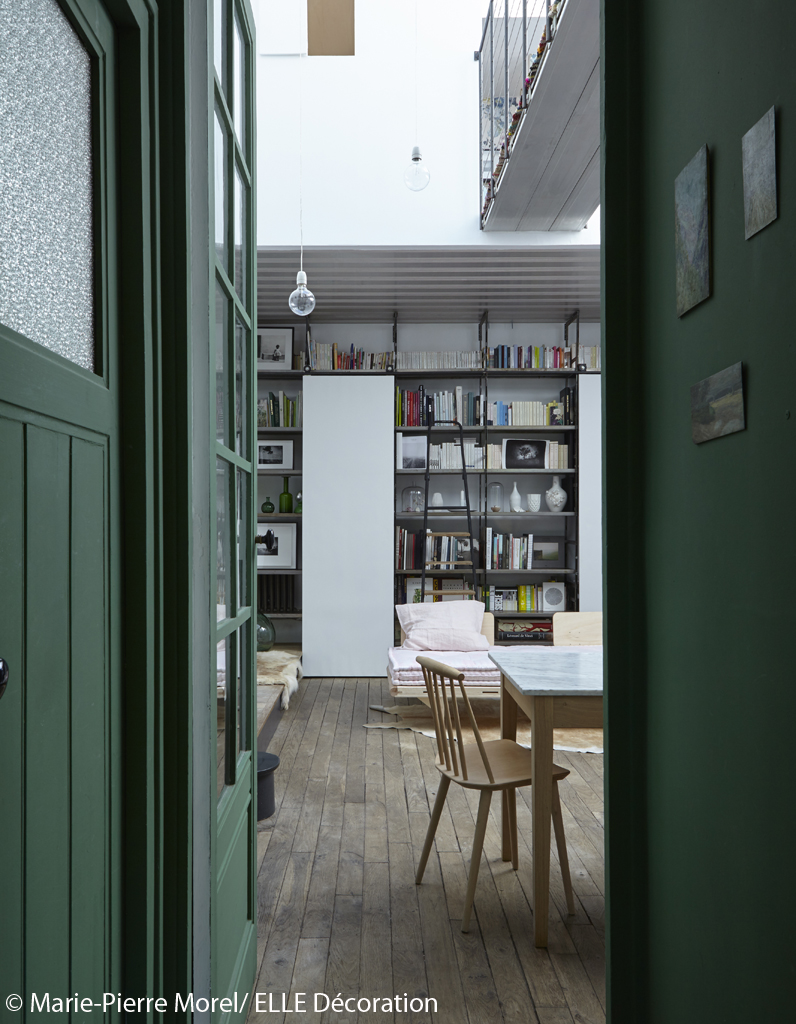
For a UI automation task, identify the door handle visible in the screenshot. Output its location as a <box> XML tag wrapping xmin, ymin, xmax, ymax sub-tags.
<box><xmin>0</xmin><ymin>659</ymin><xmax>8</xmax><ymax>701</ymax></box>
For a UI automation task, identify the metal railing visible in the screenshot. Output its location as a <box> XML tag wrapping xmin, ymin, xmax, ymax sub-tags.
<box><xmin>477</xmin><ymin>0</ymin><xmax>564</xmax><ymax>226</ymax></box>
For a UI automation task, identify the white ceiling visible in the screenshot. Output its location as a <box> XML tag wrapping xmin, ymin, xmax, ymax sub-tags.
<box><xmin>257</xmin><ymin>246</ymin><xmax>601</xmax><ymax>324</ymax></box>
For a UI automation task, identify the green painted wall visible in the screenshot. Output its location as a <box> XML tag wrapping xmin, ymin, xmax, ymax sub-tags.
<box><xmin>603</xmin><ymin>2</ymin><xmax>796</xmax><ymax>1020</ymax></box>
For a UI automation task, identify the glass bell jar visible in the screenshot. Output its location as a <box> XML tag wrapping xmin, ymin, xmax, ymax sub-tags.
<box><xmin>488</xmin><ymin>481</ymin><xmax>504</xmax><ymax>513</ymax></box>
<box><xmin>402</xmin><ymin>485</ymin><xmax>424</xmax><ymax>513</ymax></box>
<box><xmin>256</xmin><ymin>612</ymin><xmax>276</xmax><ymax>652</ymax></box>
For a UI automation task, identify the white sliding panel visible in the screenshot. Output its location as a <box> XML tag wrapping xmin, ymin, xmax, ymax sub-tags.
<box><xmin>303</xmin><ymin>375</ymin><xmax>395</xmax><ymax>675</ymax></box>
<box><xmin>578</xmin><ymin>373</ymin><xmax>603</xmax><ymax>612</ymax></box>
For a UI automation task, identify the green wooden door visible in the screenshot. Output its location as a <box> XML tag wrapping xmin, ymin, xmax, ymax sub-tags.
<box><xmin>210</xmin><ymin>0</ymin><xmax>258</xmax><ymax>1017</ymax></box>
<box><xmin>0</xmin><ymin>0</ymin><xmax>123</xmax><ymax>1012</ymax></box>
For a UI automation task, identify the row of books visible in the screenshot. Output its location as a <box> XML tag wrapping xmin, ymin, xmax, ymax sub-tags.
<box><xmin>258</xmin><ymin>391</ymin><xmax>303</xmax><ymax>428</ymax></box>
<box><xmin>487</xmin><ymin>398</ymin><xmax>569</xmax><ymax>427</ymax></box>
<box><xmin>479</xmin><ymin>584</ymin><xmax>550</xmax><ymax>612</ymax></box>
<box><xmin>396</xmin><ymin>387</ymin><xmax>482</xmax><ymax>427</ymax></box>
<box><xmin>396</xmin><ymin>350</ymin><xmax>481</xmax><ymax>370</ymax></box>
<box><xmin>258</xmin><ymin>574</ymin><xmax>298</xmax><ymax>613</ymax></box>
<box><xmin>488</xmin><ymin>345</ymin><xmax>577</xmax><ymax>370</ymax></box>
<box><xmin>307</xmin><ymin>341</ymin><xmax>392</xmax><ymax>371</ymax></box>
<box><xmin>428</xmin><ymin>440</ymin><xmax>483</xmax><ymax>470</ymax></box>
<box><xmin>399</xmin><ymin>577</ymin><xmax>473</xmax><ymax>603</ymax></box>
<box><xmin>485</xmin><ymin>531</ymin><xmax>534</xmax><ymax>571</ymax></box>
<box><xmin>485</xmin><ymin>441</ymin><xmax>569</xmax><ymax>469</ymax></box>
<box><xmin>395</xmin><ymin>530</ymin><xmax>472</xmax><ymax>570</ymax></box>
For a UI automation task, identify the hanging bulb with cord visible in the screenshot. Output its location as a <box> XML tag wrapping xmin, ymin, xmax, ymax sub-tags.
<box><xmin>289</xmin><ymin>51</ymin><xmax>316</xmax><ymax>315</ymax></box>
<box><xmin>404</xmin><ymin>0</ymin><xmax>430</xmax><ymax>191</ymax></box>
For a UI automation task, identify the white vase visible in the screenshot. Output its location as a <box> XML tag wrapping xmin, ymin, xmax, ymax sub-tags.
<box><xmin>509</xmin><ymin>482</ymin><xmax>522</xmax><ymax>512</ymax></box>
<box><xmin>526</xmin><ymin>493</ymin><xmax>541</xmax><ymax>513</ymax></box>
<box><xmin>545</xmin><ymin>476</ymin><xmax>567</xmax><ymax>512</ymax></box>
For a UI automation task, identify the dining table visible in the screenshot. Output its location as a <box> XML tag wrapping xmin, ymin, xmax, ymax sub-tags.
<box><xmin>488</xmin><ymin>645</ymin><xmax>604</xmax><ymax>947</ymax></box>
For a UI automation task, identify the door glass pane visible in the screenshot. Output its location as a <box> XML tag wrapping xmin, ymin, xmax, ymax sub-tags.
<box><xmin>214</xmin><ymin>0</ymin><xmax>227</xmax><ymax>95</ymax></box>
<box><xmin>233</xmin><ymin>11</ymin><xmax>245</xmax><ymax>148</ymax></box>
<box><xmin>237</xmin><ymin>468</ymin><xmax>251</xmax><ymax>609</ymax></box>
<box><xmin>214</xmin><ymin>110</ymin><xmax>228</xmax><ymax>271</ymax></box>
<box><xmin>0</xmin><ymin>0</ymin><xmax>94</xmax><ymax>372</ymax></box>
<box><xmin>234</xmin><ymin>169</ymin><xmax>247</xmax><ymax>306</ymax></box>
<box><xmin>237</xmin><ymin>622</ymin><xmax>250</xmax><ymax>755</ymax></box>
<box><xmin>216</xmin><ymin>458</ymin><xmax>231</xmax><ymax>620</ymax></box>
<box><xmin>234</xmin><ymin>316</ymin><xmax>248</xmax><ymax>456</ymax></box>
<box><xmin>216</xmin><ymin>630</ymin><xmax>231</xmax><ymax>797</ymax></box>
<box><xmin>215</xmin><ymin>283</ymin><xmax>230</xmax><ymax>447</ymax></box>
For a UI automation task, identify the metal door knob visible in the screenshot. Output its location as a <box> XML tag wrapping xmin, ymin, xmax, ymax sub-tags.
<box><xmin>0</xmin><ymin>659</ymin><xmax>8</xmax><ymax>701</ymax></box>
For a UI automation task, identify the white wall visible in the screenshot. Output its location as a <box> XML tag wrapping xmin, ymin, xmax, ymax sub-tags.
<box><xmin>302</xmin><ymin>375</ymin><xmax>395</xmax><ymax>675</ymax></box>
<box><xmin>254</xmin><ymin>0</ymin><xmax>601</xmax><ymax>247</ymax></box>
<box><xmin>577</xmin><ymin>373</ymin><xmax>602</xmax><ymax>612</ymax></box>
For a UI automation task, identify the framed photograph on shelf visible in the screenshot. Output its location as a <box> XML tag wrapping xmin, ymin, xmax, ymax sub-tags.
<box><xmin>256</xmin><ymin>523</ymin><xmax>297</xmax><ymax>570</ymax></box>
<box><xmin>257</xmin><ymin>328</ymin><xmax>293</xmax><ymax>370</ymax></box>
<box><xmin>399</xmin><ymin>434</ymin><xmax>427</xmax><ymax>470</ymax></box>
<box><xmin>502</xmin><ymin>438</ymin><xmax>548</xmax><ymax>470</ymax></box>
<box><xmin>257</xmin><ymin>439</ymin><xmax>293</xmax><ymax>470</ymax></box>
<box><xmin>531</xmin><ymin>537</ymin><xmax>566</xmax><ymax>569</ymax></box>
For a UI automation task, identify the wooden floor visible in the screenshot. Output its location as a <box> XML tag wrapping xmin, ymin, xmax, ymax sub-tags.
<box><xmin>248</xmin><ymin>678</ymin><xmax>605</xmax><ymax>1024</ymax></box>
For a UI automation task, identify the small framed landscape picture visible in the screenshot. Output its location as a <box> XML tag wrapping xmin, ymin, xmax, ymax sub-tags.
<box><xmin>256</xmin><ymin>523</ymin><xmax>297</xmax><ymax>570</ymax></box>
<box><xmin>400</xmin><ymin>435</ymin><xmax>427</xmax><ymax>470</ymax></box>
<box><xmin>502</xmin><ymin>438</ymin><xmax>548</xmax><ymax>470</ymax></box>
<box><xmin>257</xmin><ymin>328</ymin><xmax>293</xmax><ymax>370</ymax></box>
<box><xmin>532</xmin><ymin>537</ymin><xmax>565</xmax><ymax>569</ymax></box>
<box><xmin>257</xmin><ymin>439</ymin><xmax>293</xmax><ymax>470</ymax></box>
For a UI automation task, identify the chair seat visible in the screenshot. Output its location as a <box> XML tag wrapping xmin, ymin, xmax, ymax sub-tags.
<box><xmin>436</xmin><ymin>739</ymin><xmax>570</xmax><ymax>790</ymax></box>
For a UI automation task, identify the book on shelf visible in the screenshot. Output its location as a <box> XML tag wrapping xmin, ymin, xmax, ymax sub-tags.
<box><xmin>258</xmin><ymin>390</ymin><xmax>303</xmax><ymax>428</ymax></box>
<box><xmin>478</xmin><ymin>583</ymin><xmax>548</xmax><ymax>612</ymax></box>
<box><xmin>485</xmin><ymin>441</ymin><xmax>569</xmax><ymax>470</ymax></box>
<box><xmin>496</xmin><ymin>620</ymin><xmax>553</xmax><ymax>642</ymax></box>
<box><xmin>307</xmin><ymin>340</ymin><xmax>391</xmax><ymax>371</ymax></box>
<box><xmin>396</xmin><ymin>350</ymin><xmax>482</xmax><ymax>370</ymax></box>
<box><xmin>396</xmin><ymin>530</ymin><xmax>475</xmax><ymax>570</ymax></box>
<box><xmin>396</xmin><ymin>386</ymin><xmax>483</xmax><ymax>427</ymax></box>
<box><xmin>485</xmin><ymin>399</ymin><xmax>566</xmax><ymax>427</ymax></box>
<box><xmin>485</xmin><ymin>530</ymin><xmax>534</xmax><ymax>570</ymax></box>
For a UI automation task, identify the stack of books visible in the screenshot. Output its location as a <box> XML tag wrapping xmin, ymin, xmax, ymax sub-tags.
<box><xmin>258</xmin><ymin>391</ymin><xmax>303</xmax><ymax>428</ymax></box>
<box><xmin>485</xmin><ymin>529</ymin><xmax>533</xmax><ymax>570</ymax></box>
<box><xmin>396</xmin><ymin>531</ymin><xmax>473</xmax><ymax>570</ymax></box>
<box><xmin>479</xmin><ymin>583</ymin><xmax>549</xmax><ymax>611</ymax></box>
<box><xmin>396</xmin><ymin>351</ymin><xmax>482</xmax><ymax>370</ymax></box>
<box><xmin>428</xmin><ymin>439</ymin><xmax>483</xmax><ymax>470</ymax></box>
<box><xmin>487</xmin><ymin>344</ymin><xmax>575</xmax><ymax>369</ymax></box>
<box><xmin>307</xmin><ymin>341</ymin><xmax>391</xmax><ymax>370</ymax></box>
<box><xmin>496</xmin><ymin>620</ymin><xmax>553</xmax><ymax>642</ymax></box>
<box><xmin>396</xmin><ymin>385</ymin><xmax>482</xmax><ymax>427</ymax></box>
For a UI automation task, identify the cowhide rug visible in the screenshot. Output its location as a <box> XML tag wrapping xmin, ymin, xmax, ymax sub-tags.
<box><xmin>257</xmin><ymin>646</ymin><xmax>302</xmax><ymax>709</ymax></box>
<box><xmin>365</xmin><ymin>698</ymin><xmax>603</xmax><ymax>753</ymax></box>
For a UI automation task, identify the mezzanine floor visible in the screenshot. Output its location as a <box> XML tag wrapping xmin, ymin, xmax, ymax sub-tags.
<box><xmin>248</xmin><ymin>677</ymin><xmax>605</xmax><ymax>1024</ymax></box>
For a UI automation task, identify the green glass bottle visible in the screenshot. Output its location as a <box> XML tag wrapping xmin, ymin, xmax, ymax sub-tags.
<box><xmin>261</xmin><ymin>495</ymin><xmax>275</xmax><ymax>514</ymax></box>
<box><xmin>294</xmin><ymin>492</ymin><xmax>302</xmax><ymax>515</ymax></box>
<box><xmin>279</xmin><ymin>476</ymin><xmax>293</xmax><ymax>513</ymax></box>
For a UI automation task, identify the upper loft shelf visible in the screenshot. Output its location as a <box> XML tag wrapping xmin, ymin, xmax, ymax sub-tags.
<box><xmin>481</xmin><ymin>0</ymin><xmax>600</xmax><ymax>232</ymax></box>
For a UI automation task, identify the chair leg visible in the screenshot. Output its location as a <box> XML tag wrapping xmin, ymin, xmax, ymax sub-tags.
<box><xmin>507</xmin><ymin>787</ymin><xmax>518</xmax><ymax>870</ymax></box>
<box><xmin>462</xmin><ymin>789</ymin><xmax>492</xmax><ymax>933</ymax></box>
<box><xmin>551</xmin><ymin>781</ymin><xmax>575</xmax><ymax>915</ymax></box>
<box><xmin>415</xmin><ymin>775</ymin><xmax>451</xmax><ymax>885</ymax></box>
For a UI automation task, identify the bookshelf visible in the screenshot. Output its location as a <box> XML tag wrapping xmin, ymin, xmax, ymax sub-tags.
<box><xmin>394</xmin><ymin>322</ymin><xmax>599</xmax><ymax>646</ymax></box>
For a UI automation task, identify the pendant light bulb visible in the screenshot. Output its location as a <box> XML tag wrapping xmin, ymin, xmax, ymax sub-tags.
<box><xmin>288</xmin><ymin>269</ymin><xmax>315</xmax><ymax>317</ymax></box>
<box><xmin>404</xmin><ymin>145</ymin><xmax>430</xmax><ymax>192</ymax></box>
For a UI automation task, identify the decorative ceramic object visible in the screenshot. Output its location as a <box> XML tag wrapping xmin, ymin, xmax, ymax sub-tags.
<box><xmin>509</xmin><ymin>482</ymin><xmax>522</xmax><ymax>512</ymax></box>
<box><xmin>294</xmin><ymin>492</ymin><xmax>302</xmax><ymax>514</ymax></box>
<box><xmin>261</xmin><ymin>496</ymin><xmax>275</xmax><ymax>514</ymax></box>
<box><xmin>545</xmin><ymin>476</ymin><xmax>567</xmax><ymax>512</ymax></box>
<box><xmin>403</xmin><ymin>486</ymin><xmax>423</xmax><ymax>512</ymax></box>
<box><xmin>488</xmin><ymin>481</ymin><xmax>504</xmax><ymax>513</ymax></box>
<box><xmin>460</xmin><ymin>489</ymin><xmax>466</xmax><ymax>508</ymax></box>
<box><xmin>431</xmin><ymin>492</ymin><xmax>443</xmax><ymax>507</ymax></box>
<box><xmin>526</xmin><ymin>493</ymin><xmax>541</xmax><ymax>513</ymax></box>
<box><xmin>279</xmin><ymin>476</ymin><xmax>293</xmax><ymax>514</ymax></box>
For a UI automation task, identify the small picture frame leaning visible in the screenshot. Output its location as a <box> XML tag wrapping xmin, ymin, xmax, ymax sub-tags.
<box><xmin>257</xmin><ymin>328</ymin><xmax>294</xmax><ymax>370</ymax></box>
<box><xmin>531</xmin><ymin>537</ymin><xmax>566</xmax><ymax>569</ymax></box>
<box><xmin>256</xmin><ymin>523</ymin><xmax>297</xmax><ymax>570</ymax></box>
<box><xmin>257</xmin><ymin>440</ymin><xmax>294</xmax><ymax>471</ymax></box>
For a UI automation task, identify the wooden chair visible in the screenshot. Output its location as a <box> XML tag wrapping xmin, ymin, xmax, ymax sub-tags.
<box><xmin>553</xmin><ymin>611</ymin><xmax>603</xmax><ymax>646</ymax></box>
<box><xmin>414</xmin><ymin>655</ymin><xmax>575</xmax><ymax>932</ymax></box>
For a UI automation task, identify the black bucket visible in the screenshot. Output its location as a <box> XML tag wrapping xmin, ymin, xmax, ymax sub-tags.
<box><xmin>256</xmin><ymin>751</ymin><xmax>280</xmax><ymax>821</ymax></box>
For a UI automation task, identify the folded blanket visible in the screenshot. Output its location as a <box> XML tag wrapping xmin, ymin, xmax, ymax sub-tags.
<box><xmin>387</xmin><ymin>646</ymin><xmax>502</xmax><ymax>684</ymax></box>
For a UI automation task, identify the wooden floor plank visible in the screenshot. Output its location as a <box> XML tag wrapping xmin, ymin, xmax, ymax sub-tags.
<box><xmin>248</xmin><ymin>679</ymin><xmax>605</xmax><ymax>1024</ymax></box>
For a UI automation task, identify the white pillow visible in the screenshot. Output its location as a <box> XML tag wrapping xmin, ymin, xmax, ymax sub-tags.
<box><xmin>396</xmin><ymin>600</ymin><xmax>490</xmax><ymax>652</ymax></box>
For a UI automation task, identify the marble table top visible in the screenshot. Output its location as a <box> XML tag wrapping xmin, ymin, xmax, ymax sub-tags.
<box><xmin>488</xmin><ymin>646</ymin><xmax>603</xmax><ymax>696</ymax></box>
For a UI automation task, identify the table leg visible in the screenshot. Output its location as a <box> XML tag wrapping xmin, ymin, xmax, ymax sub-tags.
<box><xmin>500</xmin><ymin>675</ymin><xmax>518</xmax><ymax>862</ymax></box>
<box><xmin>531</xmin><ymin>695</ymin><xmax>554</xmax><ymax>947</ymax></box>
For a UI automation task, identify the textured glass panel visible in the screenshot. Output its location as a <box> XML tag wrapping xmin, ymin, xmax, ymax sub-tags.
<box><xmin>236</xmin><ymin>468</ymin><xmax>251</xmax><ymax>609</ymax></box>
<box><xmin>216</xmin><ymin>457</ymin><xmax>231</xmax><ymax>620</ymax></box>
<box><xmin>234</xmin><ymin>317</ymin><xmax>248</xmax><ymax>457</ymax></box>
<box><xmin>214</xmin><ymin>0</ymin><xmax>227</xmax><ymax>95</ymax></box>
<box><xmin>237</xmin><ymin>622</ymin><xmax>250</xmax><ymax>755</ymax></box>
<box><xmin>234</xmin><ymin>169</ymin><xmax>246</xmax><ymax>306</ymax></box>
<box><xmin>216</xmin><ymin>630</ymin><xmax>231</xmax><ymax>798</ymax></box>
<box><xmin>216</xmin><ymin>283</ymin><xmax>230</xmax><ymax>447</ymax></box>
<box><xmin>0</xmin><ymin>0</ymin><xmax>95</xmax><ymax>371</ymax></box>
<box><xmin>233</xmin><ymin>12</ymin><xmax>245</xmax><ymax>147</ymax></box>
<box><xmin>214</xmin><ymin>111</ymin><xmax>228</xmax><ymax>270</ymax></box>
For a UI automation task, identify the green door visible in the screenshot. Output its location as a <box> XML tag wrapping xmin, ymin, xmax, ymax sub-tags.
<box><xmin>210</xmin><ymin>0</ymin><xmax>258</xmax><ymax>1016</ymax></box>
<box><xmin>0</xmin><ymin>0</ymin><xmax>122</xmax><ymax>1011</ymax></box>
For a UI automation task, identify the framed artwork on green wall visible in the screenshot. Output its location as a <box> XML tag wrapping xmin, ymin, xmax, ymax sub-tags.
<box><xmin>742</xmin><ymin>106</ymin><xmax>777</xmax><ymax>239</ymax></box>
<box><xmin>674</xmin><ymin>145</ymin><xmax>711</xmax><ymax>317</ymax></box>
